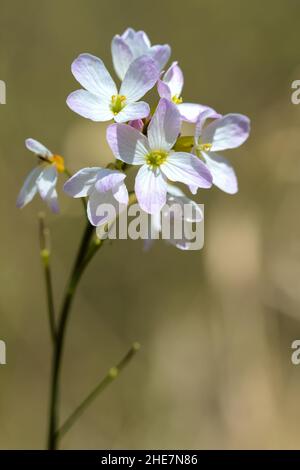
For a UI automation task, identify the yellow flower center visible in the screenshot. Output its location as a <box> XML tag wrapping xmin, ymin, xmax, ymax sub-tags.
<box><xmin>49</xmin><ymin>155</ymin><xmax>65</xmax><ymax>173</ymax></box>
<box><xmin>172</xmin><ymin>94</ymin><xmax>183</xmax><ymax>104</ymax></box>
<box><xmin>110</xmin><ymin>94</ymin><xmax>126</xmax><ymax>115</ymax></box>
<box><xmin>146</xmin><ymin>150</ymin><xmax>168</xmax><ymax>168</ymax></box>
<box><xmin>197</xmin><ymin>143</ymin><xmax>212</xmax><ymax>152</ymax></box>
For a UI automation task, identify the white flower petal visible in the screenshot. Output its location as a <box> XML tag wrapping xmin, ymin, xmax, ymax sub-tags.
<box><xmin>112</xmin><ymin>181</ymin><xmax>129</xmax><ymax>204</ymax></box>
<box><xmin>149</xmin><ymin>45</ymin><xmax>171</xmax><ymax>72</ymax></box>
<box><xmin>202</xmin><ymin>113</ymin><xmax>250</xmax><ymax>151</ymax></box>
<box><xmin>37</xmin><ymin>165</ymin><xmax>58</xmax><ymax>201</ymax></box>
<box><xmin>163</xmin><ymin>62</ymin><xmax>183</xmax><ymax>98</ymax></box>
<box><xmin>166</xmin><ymin>185</ymin><xmax>203</xmax><ymax>222</ymax></box>
<box><xmin>194</xmin><ymin>108</ymin><xmax>222</xmax><ymax>145</ymax></box>
<box><xmin>45</xmin><ymin>187</ymin><xmax>59</xmax><ymax>213</ymax></box>
<box><xmin>120</xmin><ymin>56</ymin><xmax>159</xmax><ymax>102</ymax></box>
<box><xmin>148</xmin><ymin>98</ymin><xmax>181</xmax><ymax>151</ymax></box>
<box><xmin>151</xmin><ymin>210</ymin><xmax>162</xmax><ymax>233</ymax></box>
<box><xmin>135</xmin><ymin>165</ymin><xmax>167</xmax><ymax>214</ymax></box>
<box><xmin>25</xmin><ymin>139</ymin><xmax>52</xmax><ymax>158</ymax></box>
<box><xmin>95</xmin><ymin>169</ymin><xmax>126</xmax><ymax>193</ymax></box>
<box><xmin>157</xmin><ymin>79</ymin><xmax>172</xmax><ymax>100</ymax></box>
<box><xmin>161</xmin><ymin>152</ymin><xmax>212</xmax><ymax>189</ymax></box>
<box><xmin>122</xmin><ymin>28</ymin><xmax>150</xmax><ymax>57</ymax></box>
<box><xmin>118</xmin><ymin>28</ymin><xmax>170</xmax><ymax>73</ymax></box>
<box><xmin>16</xmin><ymin>166</ymin><xmax>44</xmax><ymax>208</ymax></box>
<box><xmin>71</xmin><ymin>53</ymin><xmax>117</xmax><ymax>98</ymax></box>
<box><xmin>106</xmin><ymin>123</ymin><xmax>150</xmax><ymax>164</ymax></box>
<box><xmin>64</xmin><ymin>167</ymin><xmax>101</xmax><ymax>198</ymax></box>
<box><xmin>111</xmin><ymin>35</ymin><xmax>133</xmax><ymax>80</ymax></box>
<box><xmin>202</xmin><ymin>151</ymin><xmax>238</xmax><ymax>194</ymax></box>
<box><xmin>114</xmin><ymin>101</ymin><xmax>150</xmax><ymax>123</ymax></box>
<box><xmin>87</xmin><ymin>189</ymin><xmax>121</xmax><ymax>226</ymax></box>
<box><xmin>67</xmin><ymin>90</ymin><xmax>113</xmax><ymax>122</ymax></box>
<box><xmin>177</xmin><ymin>103</ymin><xmax>218</xmax><ymax>123</ymax></box>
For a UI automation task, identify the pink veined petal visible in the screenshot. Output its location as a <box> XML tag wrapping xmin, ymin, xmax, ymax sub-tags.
<box><xmin>157</xmin><ymin>79</ymin><xmax>172</xmax><ymax>100</ymax></box>
<box><xmin>202</xmin><ymin>151</ymin><xmax>238</xmax><ymax>194</ymax></box>
<box><xmin>194</xmin><ymin>108</ymin><xmax>222</xmax><ymax>145</ymax></box>
<box><xmin>71</xmin><ymin>53</ymin><xmax>117</xmax><ymax>98</ymax></box>
<box><xmin>135</xmin><ymin>164</ymin><xmax>167</xmax><ymax>214</ymax></box>
<box><xmin>163</xmin><ymin>62</ymin><xmax>183</xmax><ymax>98</ymax></box>
<box><xmin>106</xmin><ymin>124</ymin><xmax>150</xmax><ymax>165</ymax></box>
<box><xmin>45</xmin><ymin>187</ymin><xmax>59</xmax><ymax>213</ymax></box>
<box><xmin>37</xmin><ymin>165</ymin><xmax>58</xmax><ymax>200</ymax></box>
<box><xmin>201</xmin><ymin>113</ymin><xmax>250</xmax><ymax>151</ymax></box>
<box><xmin>16</xmin><ymin>166</ymin><xmax>44</xmax><ymax>208</ymax></box>
<box><xmin>87</xmin><ymin>189</ymin><xmax>121</xmax><ymax>226</ymax></box>
<box><xmin>129</xmin><ymin>119</ymin><xmax>144</xmax><ymax>132</ymax></box>
<box><xmin>64</xmin><ymin>167</ymin><xmax>101</xmax><ymax>198</ymax></box>
<box><xmin>177</xmin><ymin>103</ymin><xmax>218</xmax><ymax>123</ymax></box>
<box><xmin>67</xmin><ymin>90</ymin><xmax>114</xmax><ymax>122</ymax></box>
<box><xmin>147</xmin><ymin>98</ymin><xmax>181</xmax><ymax>151</ymax></box>
<box><xmin>161</xmin><ymin>152</ymin><xmax>212</xmax><ymax>189</ymax></box>
<box><xmin>149</xmin><ymin>44</ymin><xmax>171</xmax><ymax>72</ymax></box>
<box><xmin>111</xmin><ymin>35</ymin><xmax>133</xmax><ymax>80</ymax></box>
<box><xmin>25</xmin><ymin>139</ymin><xmax>52</xmax><ymax>158</ymax></box>
<box><xmin>120</xmin><ymin>56</ymin><xmax>159</xmax><ymax>102</ymax></box>
<box><xmin>114</xmin><ymin>101</ymin><xmax>150</xmax><ymax>123</ymax></box>
<box><xmin>95</xmin><ymin>169</ymin><xmax>126</xmax><ymax>193</ymax></box>
<box><xmin>112</xmin><ymin>181</ymin><xmax>129</xmax><ymax>204</ymax></box>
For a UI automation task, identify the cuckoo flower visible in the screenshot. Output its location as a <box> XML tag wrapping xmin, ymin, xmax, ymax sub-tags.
<box><xmin>112</xmin><ymin>27</ymin><xmax>171</xmax><ymax>80</ymax></box>
<box><xmin>146</xmin><ymin>184</ymin><xmax>203</xmax><ymax>251</ymax></box>
<box><xmin>64</xmin><ymin>167</ymin><xmax>128</xmax><ymax>226</ymax></box>
<box><xmin>67</xmin><ymin>53</ymin><xmax>159</xmax><ymax>123</ymax></box>
<box><xmin>158</xmin><ymin>62</ymin><xmax>220</xmax><ymax>123</ymax></box>
<box><xmin>16</xmin><ymin>139</ymin><xmax>64</xmax><ymax>213</ymax></box>
<box><xmin>194</xmin><ymin>111</ymin><xmax>251</xmax><ymax>194</ymax></box>
<box><xmin>107</xmin><ymin>99</ymin><xmax>212</xmax><ymax>214</ymax></box>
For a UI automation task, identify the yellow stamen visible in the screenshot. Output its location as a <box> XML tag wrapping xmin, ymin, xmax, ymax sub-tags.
<box><xmin>111</xmin><ymin>94</ymin><xmax>126</xmax><ymax>115</ymax></box>
<box><xmin>49</xmin><ymin>155</ymin><xmax>65</xmax><ymax>173</ymax></box>
<box><xmin>146</xmin><ymin>150</ymin><xmax>168</xmax><ymax>168</ymax></box>
<box><xmin>172</xmin><ymin>94</ymin><xmax>183</xmax><ymax>104</ymax></box>
<box><xmin>197</xmin><ymin>143</ymin><xmax>212</xmax><ymax>152</ymax></box>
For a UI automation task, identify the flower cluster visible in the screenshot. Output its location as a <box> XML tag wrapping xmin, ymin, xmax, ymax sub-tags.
<box><xmin>17</xmin><ymin>28</ymin><xmax>250</xmax><ymax>249</ymax></box>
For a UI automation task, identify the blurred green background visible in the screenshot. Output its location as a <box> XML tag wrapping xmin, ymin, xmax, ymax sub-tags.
<box><xmin>1</xmin><ymin>0</ymin><xmax>300</xmax><ymax>449</ymax></box>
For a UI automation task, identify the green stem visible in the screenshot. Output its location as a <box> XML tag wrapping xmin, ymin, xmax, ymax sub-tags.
<box><xmin>39</xmin><ymin>213</ymin><xmax>56</xmax><ymax>343</ymax></box>
<box><xmin>47</xmin><ymin>191</ymin><xmax>137</xmax><ymax>450</ymax></box>
<box><xmin>56</xmin><ymin>342</ymin><xmax>140</xmax><ymax>441</ymax></box>
<box><xmin>47</xmin><ymin>221</ymin><xmax>95</xmax><ymax>450</ymax></box>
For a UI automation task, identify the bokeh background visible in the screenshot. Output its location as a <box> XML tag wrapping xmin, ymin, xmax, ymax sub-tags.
<box><xmin>1</xmin><ymin>0</ymin><xmax>300</xmax><ymax>449</ymax></box>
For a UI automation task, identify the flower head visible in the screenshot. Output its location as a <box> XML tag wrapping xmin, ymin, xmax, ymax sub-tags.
<box><xmin>158</xmin><ymin>62</ymin><xmax>220</xmax><ymax>123</ymax></box>
<box><xmin>112</xmin><ymin>27</ymin><xmax>171</xmax><ymax>80</ymax></box>
<box><xmin>67</xmin><ymin>53</ymin><xmax>159</xmax><ymax>123</ymax></box>
<box><xmin>194</xmin><ymin>111</ymin><xmax>251</xmax><ymax>194</ymax></box>
<box><xmin>17</xmin><ymin>139</ymin><xmax>64</xmax><ymax>213</ymax></box>
<box><xmin>64</xmin><ymin>167</ymin><xmax>128</xmax><ymax>226</ymax></box>
<box><xmin>106</xmin><ymin>98</ymin><xmax>212</xmax><ymax>214</ymax></box>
